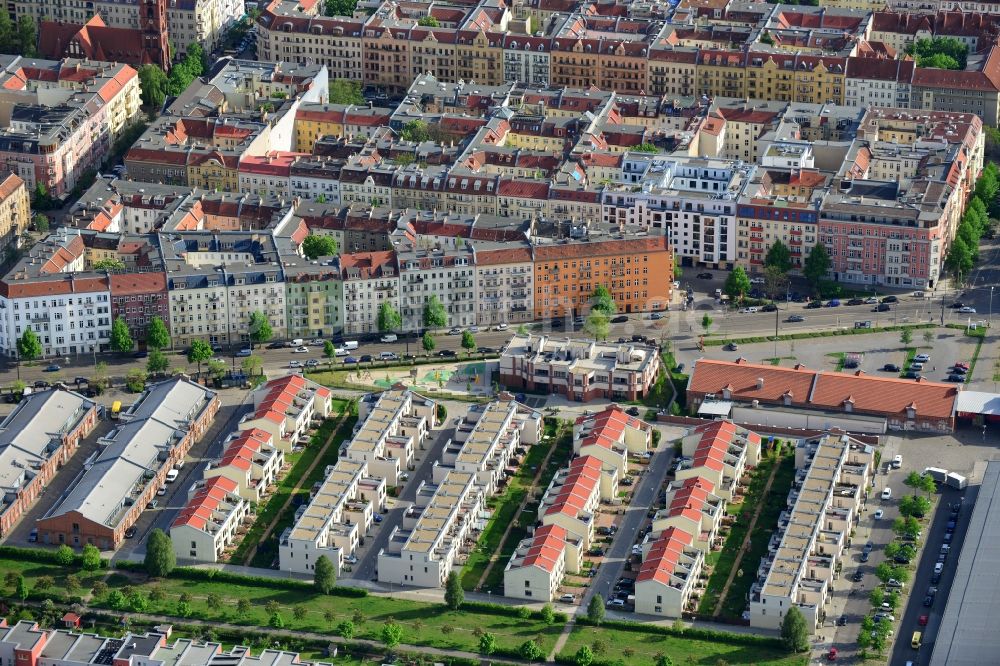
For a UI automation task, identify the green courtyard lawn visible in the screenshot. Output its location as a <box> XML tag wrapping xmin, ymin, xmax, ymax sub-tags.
<box><xmin>0</xmin><ymin>557</ymin><xmax>105</xmax><ymax>601</ymax></box>
<box><xmin>559</xmin><ymin>625</ymin><xmax>806</xmax><ymax>666</ymax></box>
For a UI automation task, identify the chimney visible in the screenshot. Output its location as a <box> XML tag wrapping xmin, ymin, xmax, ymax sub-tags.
<box><xmin>756</xmin><ymin>377</ymin><xmax>764</xmax><ymax>390</ymax></box>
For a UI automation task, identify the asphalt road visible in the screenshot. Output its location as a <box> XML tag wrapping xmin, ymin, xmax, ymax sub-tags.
<box><xmin>578</xmin><ymin>440</ymin><xmax>675</xmax><ymax>617</ymax></box>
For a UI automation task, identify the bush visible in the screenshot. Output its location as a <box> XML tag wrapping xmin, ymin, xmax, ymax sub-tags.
<box><xmin>0</xmin><ymin>545</ymin><xmax>107</xmax><ymax>569</ymax></box>
<box><xmin>161</xmin><ymin>566</ymin><xmax>367</xmax><ymax>597</ymax></box>
<box><xmin>461</xmin><ymin>600</ymin><xmax>567</xmax><ymax>623</ymax></box>
<box><xmin>574</xmin><ymin>618</ymin><xmax>785</xmax><ymax>649</ymax></box>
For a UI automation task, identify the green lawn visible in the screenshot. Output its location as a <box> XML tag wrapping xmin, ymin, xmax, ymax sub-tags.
<box><xmin>0</xmin><ymin>557</ymin><xmax>105</xmax><ymax>601</ymax></box>
<box><xmin>559</xmin><ymin>625</ymin><xmax>806</xmax><ymax>666</ymax></box>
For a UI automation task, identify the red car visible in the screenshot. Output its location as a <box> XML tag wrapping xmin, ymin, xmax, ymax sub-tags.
<box><xmin>919</xmin><ymin>614</ymin><xmax>929</xmax><ymax>626</ymax></box>
<box><xmin>954</xmin><ymin>362</ymin><xmax>970</xmax><ymax>370</ymax></box>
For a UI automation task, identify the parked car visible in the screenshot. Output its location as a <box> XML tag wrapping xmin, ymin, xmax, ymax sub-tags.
<box><xmin>826</xmin><ymin>299</ymin><xmax>841</xmax><ymax>307</ymax></box>
<box><xmin>343</xmin><ymin>356</ymin><xmax>359</xmax><ymax>364</ymax></box>
<box><xmin>886</xmin><ymin>579</ymin><xmax>904</xmax><ymax>589</ymax></box>
<box><xmin>947</xmin><ymin>374</ymin><xmax>966</xmax><ymax>383</ymax></box>
<box><xmin>293</xmin><ymin>346</ymin><xmax>309</xmax><ymax>353</ymax></box>
<box><xmin>696</xmin><ymin>272</ymin><xmax>714</xmax><ymax>279</ymax></box>
<box><xmin>882</xmin><ymin>295</ymin><xmax>898</xmax><ymax>303</ymax></box>
<box><xmin>959</xmin><ymin>306</ymin><xmax>977</xmax><ymax>314</ymax></box>
<box><xmin>919</xmin><ymin>614</ymin><xmax>929</xmax><ymax>626</ymax></box>
<box><xmin>852</xmin><ymin>571</ymin><xmax>864</xmax><ymax>582</ymax></box>
<box><xmin>611</xmin><ymin>315</ymin><xmax>628</xmax><ymax>323</ymax></box>
<box><xmin>236</xmin><ymin>348</ymin><xmax>253</xmax><ymax>357</ymax></box>
<box><xmin>902</xmin><ymin>371</ymin><xmax>921</xmax><ymax>380</ymax></box>
<box><xmin>359</xmin><ymin>354</ymin><xmax>373</xmax><ymax>363</ymax></box>
<box><xmin>951</xmin><ymin>366</ymin><xmax>968</xmax><ymax>374</ymax></box>
<box><xmin>805</xmin><ymin>301</ymin><xmax>823</xmax><ymax>309</ymax></box>
<box><xmin>724</xmin><ymin>342</ymin><xmax>739</xmax><ymax>351</ymax></box>
<box><xmin>882</xmin><ymin>364</ymin><xmax>901</xmax><ymax>372</ymax></box>
<box><xmin>495</xmin><ymin>323</ymin><xmax>509</xmax><ymax>331</ymax></box>
<box><xmin>266</xmin><ymin>341</ymin><xmax>284</xmax><ymax>349</ymax></box>
<box><xmin>559</xmin><ymin>594</ymin><xmax>575</xmax><ymax>604</ymax></box>
<box><xmin>288</xmin><ymin>360</ymin><xmax>303</xmax><ymax>368</ymax></box>
<box><xmin>626</xmin><ymin>406</ymin><xmax>640</xmax><ymax>416</ymax></box>
<box><xmin>33</xmin><ymin>380</ymin><xmax>49</xmax><ymax>389</ymax></box>
<box><xmin>124</xmin><ymin>526</ymin><xmax>137</xmax><ymax>538</ymax></box>
<box><xmin>606</xmin><ymin>599</ymin><xmax>625</xmax><ymax>609</ymax></box>
<box><xmin>873</xmin><ymin>303</ymin><xmax>891</xmax><ymax>312</ymax></box>
<box><xmin>914</xmin><ymin>354</ymin><xmax>931</xmax><ymax>363</ymax></box>
<box><xmin>874</xmin><ymin>509</ymin><xmax>884</xmax><ymax>519</ymax></box>
<box><xmin>950</xmin><ymin>302</ymin><xmax>964</xmax><ymax>309</ymax></box>
<box><xmin>786</xmin><ymin>314</ymin><xmax>805</xmax><ymax>322</ymax></box>
<box><xmin>881</xmin><ymin>487</ymin><xmax>892</xmax><ymax>500</ymax></box>
<box><xmin>761</xmin><ymin>303</ymin><xmax>777</xmax><ymax>312</ymax></box>
<box><xmin>447</xmin><ymin>327</ymin><xmax>462</xmax><ymax>335</ymax></box>
<box><xmin>44</xmin><ymin>363</ymin><xmax>61</xmax><ymax>372</ymax></box>
<box><xmin>847</xmin><ymin>298</ymin><xmax>865</xmax><ymax>306</ymax></box>
<box><xmin>305</xmin><ymin>359</ymin><xmax>319</xmax><ymax>368</ymax></box>
<box><xmin>437</xmin><ymin>349</ymin><xmax>457</xmax><ymax>357</ymax></box>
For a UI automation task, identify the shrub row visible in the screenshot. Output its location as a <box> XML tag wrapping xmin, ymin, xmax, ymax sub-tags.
<box><xmin>703</xmin><ymin>323</ymin><xmax>934</xmax><ymax>346</ymax></box>
<box><xmin>576</xmin><ymin>617</ymin><xmax>786</xmax><ymax>650</ymax></box>
<box><xmin>0</xmin><ymin>545</ymin><xmax>107</xmax><ymax>569</ymax></box>
<box><xmin>111</xmin><ymin>563</ymin><xmax>367</xmax><ymax>598</ymax></box>
<box><xmin>461</xmin><ymin>599</ymin><xmax>568</xmax><ymax>623</ymax></box>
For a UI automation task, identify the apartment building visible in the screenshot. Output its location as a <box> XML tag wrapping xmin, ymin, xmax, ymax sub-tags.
<box><xmin>13</xmin><ymin>0</ymin><xmax>244</xmax><ymax>55</ymax></box>
<box><xmin>284</xmin><ymin>260</ymin><xmax>344</xmax><ymax>340</ymax></box>
<box><xmin>532</xmin><ymin>236</ymin><xmax>673</xmax><ymax>320</ymax></box>
<box><xmin>341</xmin><ymin>251</ymin><xmax>400</xmax><ymax>335</ymax></box>
<box><xmin>634</xmin><ymin>526</ymin><xmax>704</xmax><ymax>618</ymax></box>
<box><xmin>572</xmin><ymin>406</ymin><xmax>652</xmax><ymax>479</ymax></box>
<box><xmin>501</xmin><ymin>334</ymin><xmax>663</xmax><ymax>402</ymax></box>
<box><xmin>0</xmin><ymin>173</ymin><xmax>30</xmax><ymax>251</ymax></box>
<box><xmin>0</xmin><ymin>389</ymin><xmax>99</xmax><ymax>537</ymax></box>
<box><xmin>279</xmin><ymin>458</ymin><xmax>385</xmax><ymax>575</ymax></box>
<box><xmin>0</xmin><ymin>56</ymin><xmax>141</xmax><ymax>198</ymax></box>
<box><xmin>438</xmin><ymin>400</ymin><xmax>542</xmax><ymax>494</ymax></box>
<box><xmin>397</xmin><ymin>240</ymin><xmax>478</xmax><ymax>331</ymax></box>
<box><xmin>378</xmin><ymin>470</ymin><xmax>484</xmax><ymax>587</ymax></box>
<box><xmin>0</xmin><ymin>620</ymin><xmax>333</xmax><ymax>666</ymax></box>
<box><xmin>238</xmin><ymin>152</ymin><xmax>308</xmax><ymax>199</ymax></box>
<box><xmin>652</xmin><ymin>475</ymin><xmax>727</xmax><ymax>554</ymax></box>
<box><xmin>473</xmin><ymin>243</ymin><xmax>535</xmax><ymax>328</ymax></box>
<box><xmin>750</xmin><ymin>434</ymin><xmax>874</xmax><ymax>632</ymax></box>
<box><xmin>171</xmin><ymin>476</ymin><xmax>250</xmax><ymax>563</ymax></box>
<box><xmin>36</xmin><ymin>378</ymin><xmax>219</xmax><ymax>549</ymax></box>
<box><xmin>349</xmin><ymin>389</ymin><xmax>437</xmax><ymax>483</ymax></box>
<box><xmin>675</xmin><ymin>421</ymin><xmax>762</xmax><ymax>502</ymax></box>
<box><xmin>240</xmin><ymin>375</ymin><xmax>334</xmax><ymax>453</ymax></box>
<box><xmin>204</xmin><ymin>428</ymin><xmax>284</xmax><ymax>503</ymax></box>
<box><xmin>503</xmin><ymin>523</ymin><xmax>570</xmax><ymax>601</ymax></box>
<box><xmin>293</xmin><ymin>104</ymin><xmax>393</xmax><ymax>152</ymax></box>
<box><xmin>0</xmin><ymin>232</ymin><xmax>113</xmax><ymax>358</ymax></box>
<box><xmin>109</xmin><ymin>273</ymin><xmax>170</xmax><ymax>349</ymax></box>
<box><xmin>539</xmin><ymin>455</ymin><xmax>608</xmax><ymax>549</ymax></box>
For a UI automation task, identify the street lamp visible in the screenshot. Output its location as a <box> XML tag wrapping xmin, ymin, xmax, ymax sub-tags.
<box><xmin>990</xmin><ymin>286</ymin><xmax>995</xmax><ymax>327</ymax></box>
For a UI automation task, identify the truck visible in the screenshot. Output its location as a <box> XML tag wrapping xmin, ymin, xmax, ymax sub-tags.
<box><xmin>945</xmin><ymin>472</ymin><xmax>968</xmax><ymax>490</ymax></box>
<box><xmin>923</xmin><ymin>467</ymin><xmax>948</xmax><ymax>484</ymax></box>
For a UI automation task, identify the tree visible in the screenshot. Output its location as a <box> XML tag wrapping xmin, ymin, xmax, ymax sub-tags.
<box><xmin>401</xmin><ymin>119</ymin><xmax>430</xmax><ymax>142</ymax></box>
<box><xmin>92</xmin><ymin>258</ymin><xmax>126</xmax><ymax>272</ymax></box>
<box><xmin>780</xmin><ymin>606</ymin><xmax>809</xmax><ymax>652</ymax></box>
<box><xmin>907</xmin><ymin>36</ymin><xmax>969</xmax><ymax>69</ymax></box>
<box><xmin>540</xmin><ymin>603</ymin><xmax>555</xmax><ymax>625</ymax></box>
<box><xmin>15</xmin><ymin>574</ymin><xmax>28</xmax><ymax>601</ymax></box>
<box><xmin>380</xmin><ymin>621</ymin><xmax>403</xmax><ymax>650</ymax></box>
<box><xmin>869</xmin><ymin>587</ymin><xmax>884</xmax><ymax>607</ymax></box>
<box><xmin>16</xmin><ymin>16</ymin><xmax>36</xmax><ymax>57</ymax></box>
<box><xmin>0</xmin><ymin>10</ymin><xmax>13</xmax><ymax>54</ymax></box>
<box><xmin>519</xmin><ymin>640</ymin><xmax>544</xmax><ymax>662</ymax></box>
<box><xmin>110</xmin><ymin>317</ymin><xmax>134</xmax><ymax>353</ymax></box>
<box><xmin>138</xmin><ymin>65</ymin><xmax>168</xmax><ymax>108</ymax></box>
<box><xmin>292</xmin><ymin>605</ymin><xmax>307</xmax><ymax>621</ymax></box>
<box><xmin>583</xmin><ymin>310</ymin><xmax>610</xmax><ymax>340</ymax></box>
<box><xmin>923</xmin><ymin>330</ymin><xmax>934</xmax><ymax>346</ymax></box>
<box><xmin>417</xmin><ymin>15</ymin><xmax>440</xmax><ymax>26</ymax></box>
<box><xmin>884</xmin><ymin>542</ymin><xmax>902</xmax><ymax>560</ymax></box>
<box><xmin>324</xmin><ymin>0</ymin><xmax>358</xmax><ymax>17</ymax></box>
<box><xmin>701</xmin><ymin>314</ymin><xmax>713</xmax><ymax>332</ymax></box>
<box><xmin>479</xmin><ymin>632</ymin><xmax>498</xmax><ymax>655</ymax></box>
<box><xmin>587</xmin><ymin>594</ymin><xmax>606</xmax><ymax>625</ymax></box>
<box><xmin>65</xmin><ymin>574</ymin><xmax>82</xmax><ymax>596</ymax></box>
<box><xmin>241</xmin><ymin>355</ymin><xmax>263</xmax><ymax>376</ymax></box>
<box><xmin>17</xmin><ymin>329</ymin><xmax>42</xmax><ymax>362</ymax></box>
<box><xmin>301</xmin><ymin>234</ymin><xmax>339</xmax><ymax>259</ymax></box>
<box><xmin>423</xmin><ymin>295</ymin><xmax>448</xmax><ymax>328</ymax></box>
<box><xmin>765</xmin><ymin>240</ymin><xmax>793</xmax><ymax>273</ymax></box>
<box><xmin>248</xmin><ymin>310</ymin><xmax>273</xmax><ymax>348</ymax></box>
<box><xmin>185</xmin><ymin>43</ymin><xmax>205</xmax><ymax>77</ymax></box>
<box><xmin>323</xmin><ymin>340</ymin><xmax>336</xmax><ymax>367</ymax></box>
<box><xmin>893</xmin><ymin>516</ymin><xmax>921</xmax><ymax>540</ymax></box>
<box><xmin>803</xmin><ymin>243</ymin><xmax>831</xmax><ymax>293</ymax></box>
<box><xmin>461</xmin><ymin>330</ymin><xmax>476</xmax><ymax>355</ymax></box>
<box><xmin>206</xmin><ymin>593</ymin><xmax>222</xmax><ymax>611</ymax></box>
<box><xmin>723</xmin><ymin>266</ymin><xmax>752</xmax><ymax>304</ymax></box>
<box><xmin>269</xmin><ymin>612</ymin><xmax>284</xmax><ymax>628</ymax></box>
<box><xmin>144</xmin><ymin>528</ymin><xmax>175</xmax><ymax>577</ymax></box>
<box><xmin>146</xmin><ymin>317</ymin><xmax>171</xmax><ymax>350</ymax></box>
<box><xmin>147</xmin><ymin>349</ymin><xmax>170</xmax><ymax>375</ymax></box>
<box><xmin>575</xmin><ymin>645</ymin><xmax>595</xmax><ymax>666</ymax></box>
<box><xmin>900</xmin><ymin>494</ymin><xmax>932</xmax><ymax>518</ymax></box>
<box><xmin>55</xmin><ymin>545</ymin><xmax>75</xmax><ymax>566</ymax></box>
<box><xmin>125</xmin><ymin>368</ymin><xmax>148</xmax><ymax>393</ymax></box>
<box><xmin>81</xmin><ymin>544</ymin><xmax>102</xmax><ymax>570</ymax></box>
<box><xmin>945</xmin><ymin>236</ymin><xmax>973</xmax><ymax>282</ymax></box>
<box><xmin>236</xmin><ymin>598</ymin><xmax>252</xmax><ymax>617</ymax></box>
<box><xmin>329</xmin><ymin>78</ymin><xmax>364</xmax><ymax>104</ymax></box>
<box><xmin>32</xmin><ymin>213</ymin><xmax>50</xmax><ymax>233</ymax></box>
<box><xmin>314</xmin><ymin>554</ymin><xmax>336</xmax><ymax>594</ymax></box>
<box><xmin>377</xmin><ymin>302</ymin><xmax>402</xmax><ymax>333</ymax></box>
<box><xmin>421</xmin><ymin>331</ymin><xmax>436</xmax><ymax>354</ymax></box>
<box><xmin>187</xmin><ymin>339</ymin><xmax>213</xmax><ymax>374</ymax></box>
<box><xmin>886</xmin><ymin>590</ymin><xmax>901</xmax><ymax>611</ymax></box>
<box><xmin>655</xmin><ymin>655</ymin><xmax>674</xmax><ymax>666</ymax></box>
<box><xmin>904</xmin><ymin>471</ymin><xmax>936</xmax><ymax>496</ymax></box>
<box><xmin>589</xmin><ymin>285</ymin><xmax>617</xmax><ymax>316</ymax></box>
<box><xmin>207</xmin><ymin>359</ymin><xmax>227</xmax><ymax>380</ymax></box>
<box><xmin>900</xmin><ymin>328</ymin><xmax>913</xmax><ymax>346</ymax></box>
<box><xmin>337</xmin><ymin>620</ymin><xmax>355</xmax><ymax>638</ymax></box>
<box><xmin>444</xmin><ymin>571</ymin><xmax>463</xmax><ymax>610</ymax></box>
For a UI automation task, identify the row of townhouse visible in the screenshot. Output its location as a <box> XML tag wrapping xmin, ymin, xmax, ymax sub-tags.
<box><xmin>35</xmin><ymin>377</ymin><xmax>220</xmax><ymax>550</ymax></box>
<box><xmin>172</xmin><ymin>375</ymin><xmax>332</xmax><ymax>563</ymax></box>
<box><xmin>279</xmin><ymin>387</ymin><xmax>434</xmax><ymax>576</ymax></box>
<box><xmin>12</xmin><ymin>0</ymin><xmax>244</xmax><ymax>56</ymax></box>
<box><xmin>0</xmin><ymin>619</ymin><xmax>333</xmax><ymax>666</ymax></box>
<box><xmin>0</xmin><ymin>56</ymin><xmax>142</xmax><ymax>199</ymax></box>
<box><xmin>750</xmin><ymin>434</ymin><xmax>874</xmax><ymax>633</ymax></box>
<box><xmin>503</xmin><ymin>406</ymin><xmax>652</xmax><ymax>601</ymax></box>
<box><xmin>633</xmin><ymin>421</ymin><xmax>762</xmax><ymax>617</ymax></box>
<box><xmin>257</xmin><ymin>0</ymin><xmax>1000</xmax><ymax>121</ymax></box>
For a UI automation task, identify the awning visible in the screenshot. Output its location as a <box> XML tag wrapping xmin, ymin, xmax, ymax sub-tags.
<box><xmin>697</xmin><ymin>400</ymin><xmax>733</xmax><ymax>417</ymax></box>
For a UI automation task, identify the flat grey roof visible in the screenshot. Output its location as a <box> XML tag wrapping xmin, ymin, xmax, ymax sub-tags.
<box><xmin>930</xmin><ymin>460</ymin><xmax>1000</xmax><ymax>666</ymax></box>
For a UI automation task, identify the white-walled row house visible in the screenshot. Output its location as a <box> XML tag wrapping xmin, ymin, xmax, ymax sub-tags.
<box><xmin>170</xmin><ymin>476</ymin><xmax>250</xmax><ymax>563</ymax></box>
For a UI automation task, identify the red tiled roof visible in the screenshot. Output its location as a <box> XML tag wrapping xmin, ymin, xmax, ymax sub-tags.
<box><xmin>637</xmin><ymin>526</ymin><xmax>694</xmax><ymax>584</ymax></box>
<box><xmin>171</xmin><ymin>476</ymin><xmax>240</xmax><ymax>531</ymax></box>
<box><xmin>544</xmin><ymin>455</ymin><xmax>602</xmax><ymax>519</ymax></box>
<box><xmin>534</xmin><ymin>236</ymin><xmax>670</xmax><ymax>261</ymax></box>
<box><xmin>575</xmin><ymin>406</ymin><xmax>647</xmax><ymax>454</ymax></box>
<box><xmin>110</xmin><ymin>272</ymin><xmax>167</xmax><ymax>296</ymax></box>
<box><xmin>519</xmin><ymin>524</ymin><xmax>567</xmax><ymax>573</ymax></box>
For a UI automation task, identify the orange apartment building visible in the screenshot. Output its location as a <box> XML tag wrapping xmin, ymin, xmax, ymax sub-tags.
<box><xmin>532</xmin><ymin>236</ymin><xmax>673</xmax><ymax>320</ymax></box>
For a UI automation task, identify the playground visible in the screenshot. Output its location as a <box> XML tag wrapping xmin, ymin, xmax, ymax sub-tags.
<box><xmin>341</xmin><ymin>359</ymin><xmax>497</xmax><ymax>396</ymax></box>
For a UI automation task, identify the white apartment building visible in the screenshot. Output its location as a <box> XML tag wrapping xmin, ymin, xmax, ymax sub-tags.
<box><xmin>652</xmin><ymin>475</ymin><xmax>726</xmax><ymax>553</ymax></box>
<box><xmin>503</xmin><ymin>523</ymin><xmax>568</xmax><ymax>602</ymax></box>
<box><xmin>170</xmin><ymin>476</ymin><xmax>249</xmax><ymax>563</ymax></box>
<box><xmin>291</xmin><ymin>158</ymin><xmax>343</xmax><ymax>204</ymax></box>
<box><xmin>240</xmin><ymin>375</ymin><xmax>334</xmax><ymax>452</ymax></box>
<box><xmin>573</xmin><ymin>406</ymin><xmax>652</xmax><ymax>479</ymax></box>
<box><xmin>473</xmin><ymin>244</ymin><xmax>534</xmax><ymax>328</ymax></box>
<box><xmin>502</xmin><ymin>38</ymin><xmax>551</xmax><ymax>87</ymax></box>
<box><xmin>676</xmin><ymin>420</ymin><xmax>762</xmax><ymax>502</ymax></box>
<box><xmin>539</xmin><ymin>455</ymin><xmax>607</xmax><ymax>549</ymax></box>
<box><xmin>279</xmin><ymin>458</ymin><xmax>385</xmax><ymax>575</ymax></box>
<box><xmin>340</xmin><ymin>251</ymin><xmax>399</xmax><ymax>335</ymax></box>
<box><xmin>438</xmin><ymin>400</ymin><xmax>542</xmax><ymax>494</ymax></box>
<box><xmin>397</xmin><ymin>242</ymin><xmax>478</xmax><ymax>331</ymax></box>
<box><xmin>377</xmin><ymin>470</ymin><xmax>484</xmax><ymax>588</ymax></box>
<box><xmin>634</xmin><ymin>526</ymin><xmax>704</xmax><ymax>618</ymax></box>
<box><xmin>238</xmin><ymin>152</ymin><xmax>304</xmax><ymax>199</ymax></box>
<box><xmin>750</xmin><ymin>434</ymin><xmax>873</xmax><ymax>633</ymax></box>
<box><xmin>602</xmin><ymin>156</ymin><xmax>755</xmax><ymax>268</ymax></box>
<box><xmin>347</xmin><ymin>389</ymin><xmax>436</xmax><ymax>482</ymax></box>
<box><xmin>204</xmin><ymin>427</ymin><xmax>284</xmax><ymax>503</ymax></box>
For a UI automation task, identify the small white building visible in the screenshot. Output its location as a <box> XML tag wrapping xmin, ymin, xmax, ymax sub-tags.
<box><xmin>241</xmin><ymin>375</ymin><xmax>335</xmax><ymax>452</ymax></box>
<box><xmin>677</xmin><ymin>420</ymin><xmax>762</xmax><ymax>501</ymax></box>
<box><xmin>652</xmin><ymin>475</ymin><xmax>726</xmax><ymax>553</ymax></box>
<box><xmin>204</xmin><ymin>427</ymin><xmax>284</xmax><ymax>503</ymax></box>
<box><xmin>540</xmin><ymin>455</ymin><xmax>607</xmax><ymax>549</ymax></box>
<box><xmin>573</xmin><ymin>405</ymin><xmax>653</xmax><ymax>478</ymax></box>
<box><xmin>170</xmin><ymin>476</ymin><xmax>249</xmax><ymax>563</ymax></box>
<box><xmin>503</xmin><ymin>524</ymin><xmax>568</xmax><ymax>602</ymax></box>
<box><xmin>634</xmin><ymin>526</ymin><xmax>703</xmax><ymax>618</ymax></box>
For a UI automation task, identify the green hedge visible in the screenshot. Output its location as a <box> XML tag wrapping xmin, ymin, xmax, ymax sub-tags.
<box><xmin>461</xmin><ymin>599</ymin><xmax>568</xmax><ymax>623</ymax></box>
<box><xmin>575</xmin><ymin>617</ymin><xmax>786</xmax><ymax>649</ymax></box>
<box><xmin>111</xmin><ymin>563</ymin><xmax>367</xmax><ymax>598</ymax></box>
<box><xmin>0</xmin><ymin>545</ymin><xmax>108</xmax><ymax>569</ymax></box>
<box><xmin>704</xmin><ymin>323</ymin><xmax>934</xmax><ymax>346</ymax></box>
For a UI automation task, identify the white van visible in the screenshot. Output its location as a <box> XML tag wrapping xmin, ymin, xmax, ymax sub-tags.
<box><xmin>288</xmin><ymin>338</ymin><xmax>304</xmax><ymax>348</ymax></box>
<box><xmin>165</xmin><ymin>469</ymin><xmax>179</xmax><ymax>483</ymax></box>
<box><xmin>380</xmin><ymin>334</ymin><xmax>397</xmax><ymax>343</ymax></box>
<box><xmin>343</xmin><ymin>340</ymin><xmax>359</xmax><ymax>350</ymax></box>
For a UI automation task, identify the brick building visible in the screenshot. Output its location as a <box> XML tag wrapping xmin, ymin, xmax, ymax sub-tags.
<box><xmin>109</xmin><ymin>272</ymin><xmax>170</xmax><ymax>348</ymax></box>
